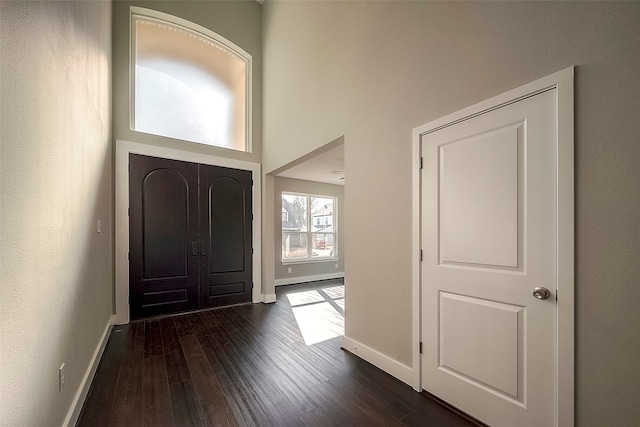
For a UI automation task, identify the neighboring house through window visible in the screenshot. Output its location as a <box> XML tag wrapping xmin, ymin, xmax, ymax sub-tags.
<box><xmin>282</xmin><ymin>193</ymin><xmax>337</xmax><ymax>261</ymax></box>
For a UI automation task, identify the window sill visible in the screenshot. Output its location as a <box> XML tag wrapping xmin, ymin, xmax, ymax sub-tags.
<box><xmin>281</xmin><ymin>257</ymin><xmax>338</xmax><ymax>265</ymax></box>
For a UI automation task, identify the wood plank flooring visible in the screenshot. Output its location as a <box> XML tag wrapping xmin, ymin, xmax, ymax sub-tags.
<box><xmin>77</xmin><ymin>280</ymin><xmax>483</xmax><ymax>427</ymax></box>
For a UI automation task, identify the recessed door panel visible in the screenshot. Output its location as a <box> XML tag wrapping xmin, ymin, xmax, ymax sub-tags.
<box><xmin>143</xmin><ymin>289</ymin><xmax>188</xmax><ymax>307</ymax></box>
<box><xmin>208</xmin><ymin>282</ymin><xmax>245</xmax><ymax>297</ymax></box>
<box><xmin>440</xmin><ymin>124</ymin><xmax>521</xmax><ymax>269</ymax></box>
<box><xmin>439</xmin><ymin>292</ymin><xmax>523</xmax><ymax>400</ymax></box>
<box><xmin>208</xmin><ymin>177</ymin><xmax>245</xmax><ymax>273</ymax></box>
<box><xmin>142</xmin><ymin>169</ymin><xmax>189</xmax><ymax>279</ymax></box>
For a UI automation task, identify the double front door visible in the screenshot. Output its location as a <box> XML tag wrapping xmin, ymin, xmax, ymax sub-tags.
<box><xmin>129</xmin><ymin>154</ymin><xmax>252</xmax><ymax>319</ymax></box>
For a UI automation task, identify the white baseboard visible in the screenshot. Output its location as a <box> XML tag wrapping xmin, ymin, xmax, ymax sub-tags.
<box><xmin>63</xmin><ymin>315</ymin><xmax>114</xmax><ymax>427</ymax></box>
<box><xmin>263</xmin><ymin>294</ymin><xmax>277</xmax><ymax>303</ymax></box>
<box><xmin>275</xmin><ymin>272</ymin><xmax>344</xmax><ymax>287</ymax></box>
<box><xmin>341</xmin><ymin>335</ymin><xmax>413</xmax><ymax>386</ymax></box>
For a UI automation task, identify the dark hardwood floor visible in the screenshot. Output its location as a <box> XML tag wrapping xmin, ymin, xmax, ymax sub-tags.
<box><xmin>77</xmin><ymin>279</ymin><xmax>482</xmax><ymax>427</ymax></box>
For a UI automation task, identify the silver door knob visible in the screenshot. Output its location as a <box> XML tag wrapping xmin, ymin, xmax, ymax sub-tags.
<box><xmin>532</xmin><ymin>287</ymin><xmax>551</xmax><ymax>300</ymax></box>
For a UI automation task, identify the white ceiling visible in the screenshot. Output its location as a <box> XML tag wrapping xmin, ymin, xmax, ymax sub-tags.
<box><xmin>275</xmin><ymin>140</ymin><xmax>345</xmax><ymax>186</ymax></box>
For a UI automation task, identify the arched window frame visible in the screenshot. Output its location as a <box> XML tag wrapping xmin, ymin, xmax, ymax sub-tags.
<box><xmin>129</xmin><ymin>7</ymin><xmax>253</xmax><ymax>152</ymax></box>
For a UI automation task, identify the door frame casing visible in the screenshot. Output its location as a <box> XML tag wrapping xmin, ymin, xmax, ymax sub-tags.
<box><xmin>411</xmin><ymin>67</ymin><xmax>574</xmax><ymax>426</ymax></box>
<box><xmin>114</xmin><ymin>140</ymin><xmax>262</xmax><ymax>325</ymax></box>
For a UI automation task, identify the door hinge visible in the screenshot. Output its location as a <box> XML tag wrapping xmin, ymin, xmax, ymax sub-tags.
<box><xmin>128</xmin><ymin>207</ymin><xmax>130</xmax><ymax>216</ymax></box>
<box><xmin>556</xmin><ymin>290</ymin><xmax>558</xmax><ymax>301</ymax></box>
<box><xmin>128</xmin><ymin>252</ymin><xmax>130</xmax><ymax>260</ymax></box>
<box><xmin>419</xmin><ymin>342</ymin><xmax>423</xmax><ymax>354</ymax></box>
<box><xmin>251</xmin><ymin>248</ymin><xmax>254</xmax><ymax>255</ymax></box>
<box><xmin>420</xmin><ymin>157</ymin><xmax>423</xmax><ymax>169</ymax></box>
<box><xmin>420</xmin><ymin>249</ymin><xmax>423</xmax><ymax>262</ymax></box>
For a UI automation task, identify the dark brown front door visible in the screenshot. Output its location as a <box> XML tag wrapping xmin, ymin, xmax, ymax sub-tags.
<box><xmin>199</xmin><ymin>164</ymin><xmax>253</xmax><ymax>308</ymax></box>
<box><xmin>129</xmin><ymin>154</ymin><xmax>252</xmax><ymax>319</ymax></box>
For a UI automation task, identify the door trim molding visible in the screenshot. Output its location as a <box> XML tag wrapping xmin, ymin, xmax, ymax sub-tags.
<box><xmin>114</xmin><ymin>140</ymin><xmax>262</xmax><ymax>324</ymax></box>
<box><xmin>411</xmin><ymin>67</ymin><xmax>574</xmax><ymax>426</ymax></box>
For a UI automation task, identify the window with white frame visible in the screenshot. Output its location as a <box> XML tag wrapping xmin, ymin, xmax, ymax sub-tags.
<box><xmin>131</xmin><ymin>8</ymin><xmax>251</xmax><ymax>152</ymax></box>
<box><xmin>282</xmin><ymin>193</ymin><xmax>336</xmax><ymax>261</ymax></box>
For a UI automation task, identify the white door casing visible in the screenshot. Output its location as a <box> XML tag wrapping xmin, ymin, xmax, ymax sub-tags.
<box><xmin>412</xmin><ymin>67</ymin><xmax>574</xmax><ymax>427</ymax></box>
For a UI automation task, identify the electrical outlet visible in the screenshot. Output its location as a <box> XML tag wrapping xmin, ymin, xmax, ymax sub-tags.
<box><xmin>97</xmin><ymin>219</ymin><xmax>101</xmax><ymax>233</ymax></box>
<box><xmin>287</xmin><ymin>267</ymin><xmax>292</xmax><ymax>274</ymax></box>
<box><xmin>59</xmin><ymin>363</ymin><xmax>65</xmax><ymax>392</ymax></box>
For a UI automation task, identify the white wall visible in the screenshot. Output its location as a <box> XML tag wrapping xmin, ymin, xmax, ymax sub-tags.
<box><xmin>263</xmin><ymin>2</ymin><xmax>640</xmax><ymax>425</ymax></box>
<box><xmin>0</xmin><ymin>1</ymin><xmax>112</xmax><ymax>426</ymax></box>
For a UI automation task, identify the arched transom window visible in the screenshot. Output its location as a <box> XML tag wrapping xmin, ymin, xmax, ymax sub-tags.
<box><xmin>131</xmin><ymin>8</ymin><xmax>251</xmax><ymax>152</ymax></box>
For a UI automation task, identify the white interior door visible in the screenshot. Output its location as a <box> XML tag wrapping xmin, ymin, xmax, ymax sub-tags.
<box><xmin>421</xmin><ymin>89</ymin><xmax>557</xmax><ymax>427</ymax></box>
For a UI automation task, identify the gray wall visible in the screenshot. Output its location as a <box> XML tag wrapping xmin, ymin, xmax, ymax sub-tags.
<box><xmin>274</xmin><ymin>177</ymin><xmax>345</xmax><ymax>281</ymax></box>
<box><xmin>263</xmin><ymin>2</ymin><xmax>640</xmax><ymax>425</ymax></box>
<box><xmin>112</xmin><ymin>0</ymin><xmax>262</xmax><ymax>163</ymax></box>
<box><xmin>0</xmin><ymin>1</ymin><xmax>113</xmax><ymax>425</ymax></box>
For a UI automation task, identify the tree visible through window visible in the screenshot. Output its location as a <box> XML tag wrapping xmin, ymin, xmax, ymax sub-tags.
<box><xmin>131</xmin><ymin>8</ymin><xmax>251</xmax><ymax>151</ymax></box>
<box><xmin>282</xmin><ymin>193</ymin><xmax>336</xmax><ymax>261</ymax></box>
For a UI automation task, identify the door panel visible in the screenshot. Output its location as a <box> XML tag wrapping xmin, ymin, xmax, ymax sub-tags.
<box><xmin>199</xmin><ymin>165</ymin><xmax>252</xmax><ymax>308</ymax></box>
<box><xmin>421</xmin><ymin>89</ymin><xmax>556</xmax><ymax>426</ymax></box>
<box><xmin>142</xmin><ymin>169</ymin><xmax>190</xmax><ymax>279</ymax></box>
<box><xmin>208</xmin><ymin>177</ymin><xmax>246</xmax><ymax>273</ymax></box>
<box><xmin>129</xmin><ymin>154</ymin><xmax>199</xmax><ymax>319</ymax></box>
<box><xmin>439</xmin><ymin>123</ymin><xmax>521</xmax><ymax>268</ymax></box>
<box><xmin>439</xmin><ymin>292</ymin><xmax>523</xmax><ymax>400</ymax></box>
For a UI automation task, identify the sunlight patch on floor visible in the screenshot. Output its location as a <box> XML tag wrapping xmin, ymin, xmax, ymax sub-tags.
<box><xmin>287</xmin><ymin>286</ymin><xmax>344</xmax><ymax>346</ymax></box>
